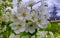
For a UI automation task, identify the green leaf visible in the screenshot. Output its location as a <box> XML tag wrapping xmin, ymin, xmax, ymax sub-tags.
<box><xmin>18</xmin><ymin>0</ymin><xmax>22</xmax><ymax>2</ymax></box>
<box><xmin>8</xmin><ymin>4</ymin><xmax>13</xmax><ymax>8</ymax></box>
<box><xmin>47</xmin><ymin>22</ymin><xmax>51</xmax><ymax>29</ymax></box>
<box><xmin>20</xmin><ymin>32</ymin><xmax>29</xmax><ymax>37</ymax></box>
<box><xmin>2</xmin><ymin>0</ymin><xmax>6</xmax><ymax>1</ymax></box>
<box><xmin>8</xmin><ymin>0</ymin><xmax>13</xmax><ymax>2</ymax></box>
<box><xmin>0</xmin><ymin>5</ymin><xmax>4</xmax><ymax>10</ymax></box>
<box><xmin>0</xmin><ymin>12</ymin><xmax>2</xmax><ymax>17</ymax></box>
<box><xmin>1</xmin><ymin>21</ymin><xmax>7</xmax><ymax>25</ymax></box>
<box><xmin>7</xmin><ymin>20</ymin><xmax>13</xmax><ymax>25</ymax></box>
<box><xmin>54</xmin><ymin>32</ymin><xmax>60</xmax><ymax>37</ymax></box>
<box><xmin>6</xmin><ymin>9</ymin><xmax>11</xmax><ymax>12</ymax></box>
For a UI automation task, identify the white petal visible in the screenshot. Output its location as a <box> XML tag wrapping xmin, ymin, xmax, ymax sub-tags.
<box><xmin>14</xmin><ymin>30</ymin><xmax>20</xmax><ymax>34</ymax></box>
<box><xmin>9</xmin><ymin>33</ymin><xmax>15</xmax><ymax>38</ymax></box>
<box><xmin>29</xmin><ymin>28</ymin><xmax>35</xmax><ymax>33</ymax></box>
<box><xmin>37</xmin><ymin>24</ymin><xmax>47</xmax><ymax>28</ymax></box>
<box><xmin>14</xmin><ymin>27</ymin><xmax>25</xmax><ymax>34</ymax></box>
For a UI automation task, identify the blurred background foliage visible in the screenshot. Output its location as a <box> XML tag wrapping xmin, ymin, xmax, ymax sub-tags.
<box><xmin>46</xmin><ymin>22</ymin><xmax>60</xmax><ymax>37</ymax></box>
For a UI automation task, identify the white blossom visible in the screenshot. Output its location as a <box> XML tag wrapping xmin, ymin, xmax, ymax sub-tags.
<box><xmin>10</xmin><ymin>0</ymin><xmax>49</xmax><ymax>34</ymax></box>
<box><xmin>10</xmin><ymin>20</ymin><xmax>25</xmax><ymax>34</ymax></box>
<box><xmin>25</xmin><ymin>20</ymin><xmax>38</xmax><ymax>33</ymax></box>
<box><xmin>35</xmin><ymin>15</ymin><xmax>48</xmax><ymax>28</ymax></box>
<box><xmin>37</xmin><ymin>31</ymin><xmax>54</xmax><ymax>38</ymax></box>
<box><xmin>9</xmin><ymin>33</ymin><xmax>20</xmax><ymax>38</ymax></box>
<box><xmin>28</xmin><ymin>9</ymin><xmax>38</xmax><ymax>22</ymax></box>
<box><xmin>38</xmin><ymin>1</ymin><xmax>50</xmax><ymax>19</ymax></box>
<box><xmin>17</xmin><ymin>5</ymin><xmax>30</xmax><ymax>21</ymax></box>
<box><xmin>23</xmin><ymin>0</ymin><xmax>36</xmax><ymax>7</ymax></box>
<box><xmin>2</xmin><ymin>14</ymin><xmax>10</xmax><ymax>22</ymax></box>
<box><xmin>49</xmin><ymin>32</ymin><xmax>54</xmax><ymax>38</ymax></box>
<box><xmin>37</xmin><ymin>31</ymin><xmax>48</xmax><ymax>38</ymax></box>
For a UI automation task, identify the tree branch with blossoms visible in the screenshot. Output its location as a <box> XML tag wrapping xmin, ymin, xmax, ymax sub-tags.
<box><xmin>0</xmin><ymin>0</ymin><xmax>60</xmax><ymax>38</ymax></box>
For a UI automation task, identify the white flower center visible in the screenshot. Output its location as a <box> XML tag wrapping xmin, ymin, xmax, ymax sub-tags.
<box><xmin>29</xmin><ymin>3</ymin><xmax>34</xmax><ymax>7</ymax></box>
<box><xmin>21</xmin><ymin>12</ymin><xmax>27</xmax><ymax>17</ymax></box>
<box><xmin>37</xmin><ymin>18</ymin><xmax>41</xmax><ymax>23</ymax></box>
<box><xmin>28</xmin><ymin>22</ymin><xmax>34</xmax><ymax>27</ymax></box>
<box><xmin>17</xmin><ymin>23</ymin><xmax>22</xmax><ymax>29</ymax></box>
<box><xmin>31</xmin><ymin>16</ymin><xmax>34</xmax><ymax>20</ymax></box>
<box><xmin>13</xmin><ymin>15</ymin><xmax>18</xmax><ymax>19</ymax></box>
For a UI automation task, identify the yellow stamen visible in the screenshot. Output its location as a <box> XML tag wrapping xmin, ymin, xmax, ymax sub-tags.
<box><xmin>28</xmin><ymin>22</ymin><xmax>34</xmax><ymax>27</ymax></box>
<box><xmin>29</xmin><ymin>3</ymin><xmax>34</xmax><ymax>7</ymax></box>
<box><xmin>13</xmin><ymin>15</ymin><xmax>18</xmax><ymax>19</ymax></box>
<box><xmin>37</xmin><ymin>19</ymin><xmax>41</xmax><ymax>23</ymax></box>
<box><xmin>31</xmin><ymin>16</ymin><xmax>34</xmax><ymax>20</ymax></box>
<box><xmin>17</xmin><ymin>23</ymin><xmax>22</xmax><ymax>28</ymax></box>
<box><xmin>21</xmin><ymin>13</ymin><xmax>27</xmax><ymax>17</ymax></box>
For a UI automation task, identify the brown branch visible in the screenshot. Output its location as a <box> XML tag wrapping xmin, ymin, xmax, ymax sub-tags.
<box><xmin>33</xmin><ymin>1</ymin><xmax>41</xmax><ymax>6</ymax></box>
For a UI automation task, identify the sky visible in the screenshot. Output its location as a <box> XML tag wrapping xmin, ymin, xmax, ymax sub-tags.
<box><xmin>12</xmin><ymin>0</ymin><xmax>60</xmax><ymax>16</ymax></box>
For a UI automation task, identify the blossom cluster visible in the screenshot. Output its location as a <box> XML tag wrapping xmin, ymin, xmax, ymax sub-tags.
<box><xmin>9</xmin><ymin>0</ymin><xmax>50</xmax><ymax>34</ymax></box>
<box><xmin>0</xmin><ymin>0</ymin><xmax>52</xmax><ymax>38</ymax></box>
